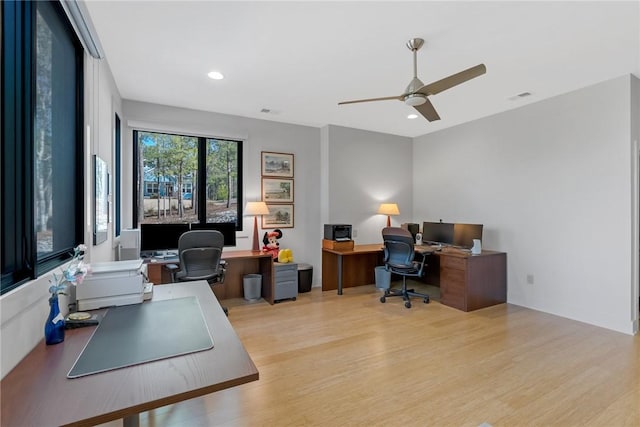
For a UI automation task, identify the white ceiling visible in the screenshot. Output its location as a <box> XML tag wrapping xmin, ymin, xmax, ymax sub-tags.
<box><xmin>84</xmin><ymin>1</ymin><xmax>640</xmax><ymax>138</ymax></box>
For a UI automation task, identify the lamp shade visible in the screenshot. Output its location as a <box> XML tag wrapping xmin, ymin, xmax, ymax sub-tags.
<box><xmin>244</xmin><ymin>201</ymin><xmax>270</xmax><ymax>216</ymax></box>
<box><xmin>377</xmin><ymin>203</ymin><xmax>399</xmax><ymax>216</ymax></box>
<box><xmin>245</xmin><ymin>201</ymin><xmax>269</xmax><ymax>251</ymax></box>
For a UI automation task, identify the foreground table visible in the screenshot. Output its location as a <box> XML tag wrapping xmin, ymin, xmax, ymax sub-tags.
<box><xmin>0</xmin><ymin>281</ymin><xmax>259</xmax><ymax>427</ymax></box>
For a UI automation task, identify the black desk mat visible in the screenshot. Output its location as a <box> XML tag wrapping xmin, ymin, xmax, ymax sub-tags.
<box><xmin>68</xmin><ymin>296</ymin><xmax>213</xmax><ymax>378</ymax></box>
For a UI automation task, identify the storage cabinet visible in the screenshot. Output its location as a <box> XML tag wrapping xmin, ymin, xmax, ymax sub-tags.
<box><xmin>439</xmin><ymin>251</ymin><xmax>507</xmax><ymax>312</ymax></box>
<box><xmin>274</xmin><ymin>263</ymin><xmax>298</xmax><ymax>302</ymax></box>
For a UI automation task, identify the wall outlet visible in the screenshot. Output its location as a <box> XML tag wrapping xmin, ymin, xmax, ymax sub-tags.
<box><xmin>526</xmin><ymin>274</ymin><xmax>534</xmax><ymax>285</ymax></box>
<box><xmin>352</xmin><ymin>229</ymin><xmax>358</xmax><ymax>238</ymax></box>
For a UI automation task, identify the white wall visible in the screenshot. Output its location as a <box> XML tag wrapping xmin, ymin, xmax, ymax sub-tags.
<box><xmin>413</xmin><ymin>75</ymin><xmax>637</xmax><ymax>334</ymax></box>
<box><xmin>632</xmin><ymin>74</ymin><xmax>640</xmax><ymax>333</ymax></box>
<box><xmin>122</xmin><ymin>101</ymin><xmax>322</xmax><ymax>272</ymax></box>
<box><xmin>1</xmin><ymin>55</ymin><xmax>122</xmax><ymax>379</ymax></box>
<box><xmin>324</xmin><ymin>125</ymin><xmax>413</xmax><ymax>245</ymax></box>
<box><xmin>85</xmin><ymin>56</ymin><xmax>124</xmax><ymax>262</ymax></box>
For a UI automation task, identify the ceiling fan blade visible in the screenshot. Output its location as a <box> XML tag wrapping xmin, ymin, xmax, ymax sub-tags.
<box><xmin>338</xmin><ymin>95</ymin><xmax>403</xmax><ymax>105</ymax></box>
<box><xmin>414</xmin><ymin>98</ymin><xmax>440</xmax><ymax>122</ymax></box>
<box><xmin>417</xmin><ymin>64</ymin><xmax>486</xmax><ymax>96</ymax></box>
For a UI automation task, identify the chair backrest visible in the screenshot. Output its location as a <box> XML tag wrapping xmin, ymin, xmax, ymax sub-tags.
<box><xmin>382</xmin><ymin>227</ymin><xmax>416</xmax><ymax>268</ymax></box>
<box><xmin>176</xmin><ymin>230</ymin><xmax>224</xmax><ymax>281</ymax></box>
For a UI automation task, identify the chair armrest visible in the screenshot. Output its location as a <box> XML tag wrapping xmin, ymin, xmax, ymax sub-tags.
<box><xmin>414</xmin><ymin>251</ymin><xmax>428</xmax><ymax>274</ymax></box>
<box><xmin>164</xmin><ymin>263</ymin><xmax>180</xmax><ymax>283</ymax></box>
<box><xmin>165</xmin><ymin>263</ymin><xmax>179</xmax><ymax>272</ymax></box>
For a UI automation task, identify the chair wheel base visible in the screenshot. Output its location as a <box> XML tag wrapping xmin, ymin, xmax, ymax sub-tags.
<box><xmin>378</xmin><ymin>287</ymin><xmax>429</xmax><ymax>309</ymax></box>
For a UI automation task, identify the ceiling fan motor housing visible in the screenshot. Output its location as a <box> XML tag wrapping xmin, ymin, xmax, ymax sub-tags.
<box><xmin>404</xmin><ymin>94</ymin><xmax>427</xmax><ymax>106</ymax></box>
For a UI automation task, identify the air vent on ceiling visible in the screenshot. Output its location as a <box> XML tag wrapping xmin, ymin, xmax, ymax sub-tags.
<box><xmin>508</xmin><ymin>92</ymin><xmax>532</xmax><ymax>101</ymax></box>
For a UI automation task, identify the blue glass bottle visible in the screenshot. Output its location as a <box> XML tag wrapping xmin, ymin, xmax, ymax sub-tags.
<box><xmin>45</xmin><ymin>295</ymin><xmax>65</xmax><ymax>345</ymax></box>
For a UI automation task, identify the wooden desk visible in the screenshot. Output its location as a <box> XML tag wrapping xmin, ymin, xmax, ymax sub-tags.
<box><xmin>322</xmin><ymin>244</ymin><xmax>507</xmax><ymax>311</ymax></box>
<box><xmin>322</xmin><ymin>244</ymin><xmax>384</xmax><ymax>294</ymax></box>
<box><xmin>0</xmin><ymin>281</ymin><xmax>259</xmax><ymax>427</ymax></box>
<box><xmin>146</xmin><ymin>250</ymin><xmax>276</xmax><ymax>304</ymax></box>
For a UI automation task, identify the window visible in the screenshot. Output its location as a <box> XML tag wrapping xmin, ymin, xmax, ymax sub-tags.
<box><xmin>115</xmin><ymin>113</ymin><xmax>121</xmax><ymax>237</ymax></box>
<box><xmin>134</xmin><ymin>131</ymin><xmax>243</xmax><ymax>228</ymax></box>
<box><xmin>1</xmin><ymin>1</ymin><xmax>83</xmax><ymax>294</ymax></box>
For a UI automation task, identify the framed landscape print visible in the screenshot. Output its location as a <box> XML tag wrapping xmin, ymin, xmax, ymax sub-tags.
<box><xmin>262</xmin><ymin>204</ymin><xmax>294</xmax><ymax>228</ymax></box>
<box><xmin>261</xmin><ymin>151</ymin><xmax>294</xmax><ymax>177</ymax></box>
<box><xmin>262</xmin><ymin>178</ymin><xmax>294</xmax><ymax>203</ymax></box>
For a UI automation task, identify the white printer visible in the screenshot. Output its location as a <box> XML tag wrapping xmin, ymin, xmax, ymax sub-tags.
<box><xmin>76</xmin><ymin>260</ymin><xmax>148</xmax><ymax>311</ymax></box>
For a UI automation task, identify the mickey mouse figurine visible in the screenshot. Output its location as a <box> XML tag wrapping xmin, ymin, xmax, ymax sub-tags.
<box><xmin>262</xmin><ymin>229</ymin><xmax>283</xmax><ymax>259</ymax></box>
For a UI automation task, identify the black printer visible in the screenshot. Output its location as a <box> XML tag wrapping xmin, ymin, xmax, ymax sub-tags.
<box><xmin>324</xmin><ymin>224</ymin><xmax>352</xmax><ymax>241</ymax></box>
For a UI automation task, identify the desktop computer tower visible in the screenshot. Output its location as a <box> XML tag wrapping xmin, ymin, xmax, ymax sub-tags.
<box><xmin>118</xmin><ymin>228</ymin><xmax>140</xmax><ymax>260</ymax></box>
<box><xmin>401</xmin><ymin>223</ymin><xmax>420</xmax><ymax>241</ymax></box>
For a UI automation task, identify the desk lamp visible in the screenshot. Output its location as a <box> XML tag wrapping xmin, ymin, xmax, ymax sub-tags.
<box><xmin>245</xmin><ymin>201</ymin><xmax>270</xmax><ymax>251</ymax></box>
<box><xmin>378</xmin><ymin>203</ymin><xmax>399</xmax><ymax>227</ymax></box>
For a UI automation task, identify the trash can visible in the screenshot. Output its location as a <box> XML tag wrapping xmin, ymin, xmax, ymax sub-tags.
<box><xmin>374</xmin><ymin>266</ymin><xmax>391</xmax><ymax>289</ymax></box>
<box><xmin>243</xmin><ymin>274</ymin><xmax>262</xmax><ymax>301</ymax></box>
<box><xmin>297</xmin><ymin>263</ymin><xmax>313</xmax><ymax>293</ymax></box>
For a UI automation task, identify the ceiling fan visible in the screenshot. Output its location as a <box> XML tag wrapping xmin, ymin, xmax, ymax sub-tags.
<box><xmin>338</xmin><ymin>38</ymin><xmax>486</xmax><ymax>122</ymax></box>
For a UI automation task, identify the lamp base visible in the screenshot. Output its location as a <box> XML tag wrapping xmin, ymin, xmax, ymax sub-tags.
<box><xmin>252</xmin><ymin>216</ymin><xmax>260</xmax><ymax>251</ymax></box>
<box><xmin>386</xmin><ymin>216</ymin><xmax>391</xmax><ymax>227</ymax></box>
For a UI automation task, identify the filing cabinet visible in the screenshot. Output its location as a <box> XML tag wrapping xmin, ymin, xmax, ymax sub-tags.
<box><xmin>274</xmin><ymin>263</ymin><xmax>298</xmax><ymax>302</ymax></box>
<box><xmin>438</xmin><ymin>251</ymin><xmax>507</xmax><ymax>312</ymax></box>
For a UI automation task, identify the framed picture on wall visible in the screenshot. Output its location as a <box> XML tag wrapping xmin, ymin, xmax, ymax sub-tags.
<box><xmin>261</xmin><ymin>151</ymin><xmax>294</xmax><ymax>177</ymax></box>
<box><xmin>262</xmin><ymin>204</ymin><xmax>294</xmax><ymax>228</ymax></box>
<box><xmin>93</xmin><ymin>155</ymin><xmax>109</xmax><ymax>245</ymax></box>
<box><xmin>262</xmin><ymin>178</ymin><xmax>294</xmax><ymax>203</ymax></box>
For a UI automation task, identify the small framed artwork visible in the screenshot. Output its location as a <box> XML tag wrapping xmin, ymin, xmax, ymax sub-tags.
<box><xmin>262</xmin><ymin>178</ymin><xmax>294</xmax><ymax>203</ymax></box>
<box><xmin>261</xmin><ymin>151</ymin><xmax>294</xmax><ymax>177</ymax></box>
<box><xmin>262</xmin><ymin>204</ymin><xmax>294</xmax><ymax>228</ymax></box>
<box><xmin>93</xmin><ymin>155</ymin><xmax>109</xmax><ymax>245</ymax></box>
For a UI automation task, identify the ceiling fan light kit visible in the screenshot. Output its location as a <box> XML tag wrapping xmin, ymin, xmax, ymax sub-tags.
<box><xmin>404</xmin><ymin>94</ymin><xmax>427</xmax><ymax>106</ymax></box>
<box><xmin>338</xmin><ymin>37</ymin><xmax>486</xmax><ymax>122</ymax></box>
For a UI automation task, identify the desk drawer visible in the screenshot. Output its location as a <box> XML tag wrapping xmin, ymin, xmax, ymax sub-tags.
<box><xmin>440</xmin><ymin>255</ymin><xmax>467</xmax><ymax>271</ymax></box>
<box><xmin>276</xmin><ymin>270</ymin><xmax>297</xmax><ymax>282</ymax></box>
<box><xmin>440</xmin><ymin>267</ymin><xmax>466</xmax><ymax>310</ymax></box>
<box><xmin>274</xmin><ymin>263</ymin><xmax>297</xmax><ymax>274</ymax></box>
<box><xmin>440</xmin><ymin>267</ymin><xmax>465</xmax><ymax>285</ymax></box>
<box><xmin>275</xmin><ymin>279</ymin><xmax>298</xmax><ymax>300</ymax></box>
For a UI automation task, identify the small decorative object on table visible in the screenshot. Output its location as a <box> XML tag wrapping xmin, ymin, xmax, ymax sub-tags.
<box><xmin>277</xmin><ymin>248</ymin><xmax>293</xmax><ymax>263</ymax></box>
<box><xmin>262</xmin><ymin>229</ymin><xmax>283</xmax><ymax>259</ymax></box>
<box><xmin>45</xmin><ymin>244</ymin><xmax>89</xmax><ymax>345</ymax></box>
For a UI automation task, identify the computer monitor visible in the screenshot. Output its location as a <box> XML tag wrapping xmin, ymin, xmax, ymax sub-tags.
<box><xmin>140</xmin><ymin>223</ymin><xmax>190</xmax><ymax>255</ymax></box>
<box><xmin>422</xmin><ymin>222</ymin><xmax>455</xmax><ymax>245</ymax></box>
<box><xmin>453</xmin><ymin>223</ymin><xmax>484</xmax><ymax>248</ymax></box>
<box><xmin>189</xmin><ymin>222</ymin><xmax>237</xmax><ymax>247</ymax></box>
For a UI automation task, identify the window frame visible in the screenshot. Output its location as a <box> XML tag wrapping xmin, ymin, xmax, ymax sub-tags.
<box><xmin>1</xmin><ymin>0</ymin><xmax>84</xmax><ymax>295</ymax></box>
<box><xmin>132</xmin><ymin>130</ymin><xmax>244</xmax><ymax>229</ymax></box>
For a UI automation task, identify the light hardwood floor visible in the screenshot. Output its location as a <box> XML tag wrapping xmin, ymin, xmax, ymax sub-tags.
<box><xmin>106</xmin><ymin>283</ymin><xmax>640</xmax><ymax>426</ymax></box>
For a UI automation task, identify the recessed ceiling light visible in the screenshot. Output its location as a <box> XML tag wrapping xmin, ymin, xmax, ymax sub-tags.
<box><xmin>207</xmin><ymin>71</ymin><xmax>224</xmax><ymax>80</ymax></box>
<box><xmin>407</xmin><ymin>114</ymin><xmax>418</xmax><ymax>119</ymax></box>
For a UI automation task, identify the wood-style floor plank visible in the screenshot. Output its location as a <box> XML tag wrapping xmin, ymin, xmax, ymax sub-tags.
<box><xmin>100</xmin><ymin>283</ymin><xmax>640</xmax><ymax>427</ymax></box>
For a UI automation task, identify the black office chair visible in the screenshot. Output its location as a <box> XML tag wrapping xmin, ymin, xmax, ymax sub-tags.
<box><xmin>165</xmin><ymin>230</ymin><xmax>228</xmax><ymax>315</ymax></box>
<box><xmin>380</xmin><ymin>227</ymin><xmax>430</xmax><ymax>309</ymax></box>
